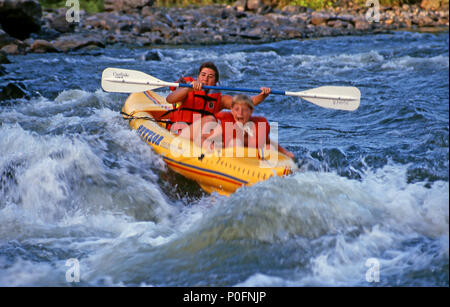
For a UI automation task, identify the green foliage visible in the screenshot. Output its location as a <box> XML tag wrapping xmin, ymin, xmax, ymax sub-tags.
<box><xmin>350</xmin><ymin>0</ymin><xmax>422</xmax><ymax>5</ymax></box>
<box><xmin>154</xmin><ymin>0</ymin><xmax>234</xmax><ymax>7</ymax></box>
<box><xmin>286</xmin><ymin>0</ymin><xmax>333</xmax><ymax>10</ymax></box>
<box><xmin>38</xmin><ymin>0</ymin><xmax>427</xmax><ymax>12</ymax></box>
<box><xmin>39</xmin><ymin>0</ymin><xmax>104</xmax><ymax>13</ymax></box>
<box><xmin>279</xmin><ymin>0</ymin><xmax>423</xmax><ymax>9</ymax></box>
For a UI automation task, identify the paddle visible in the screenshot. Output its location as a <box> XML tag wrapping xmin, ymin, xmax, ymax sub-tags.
<box><xmin>101</xmin><ymin>67</ymin><xmax>361</xmax><ymax>111</ymax></box>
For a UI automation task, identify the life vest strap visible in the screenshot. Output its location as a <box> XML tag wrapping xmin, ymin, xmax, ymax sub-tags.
<box><xmin>193</xmin><ymin>94</ymin><xmax>217</xmax><ymax>102</ymax></box>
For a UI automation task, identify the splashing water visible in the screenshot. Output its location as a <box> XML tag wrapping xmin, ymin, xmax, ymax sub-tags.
<box><xmin>0</xmin><ymin>31</ymin><xmax>448</xmax><ymax>286</ymax></box>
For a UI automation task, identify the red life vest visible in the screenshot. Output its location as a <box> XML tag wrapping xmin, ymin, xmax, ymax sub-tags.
<box><xmin>215</xmin><ymin>111</ymin><xmax>270</xmax><ymax>148</ymax></box>
<box><xmin>169</xmin><ymin>76</ymin><xmax>222</xmax><ymax>125</ymax></box>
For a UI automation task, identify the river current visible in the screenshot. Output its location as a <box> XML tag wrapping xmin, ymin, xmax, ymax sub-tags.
<box><xmin>0</xmin><ymin>30</ymin><xmax>448</xmax><ymax>286</ymax></box>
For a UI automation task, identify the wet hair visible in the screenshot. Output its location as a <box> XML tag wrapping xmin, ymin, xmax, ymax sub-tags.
<box><xmin>232</xmin><ymin>94</ymin><xmax>254</xmax><ymax>111</ymax></box>
<box><xmin>198</xmin><ymin>62</ymin><xmax>219</xmax><ymax>82</ymax></box>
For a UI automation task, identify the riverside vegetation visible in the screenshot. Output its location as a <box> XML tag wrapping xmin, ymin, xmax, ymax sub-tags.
<box><xmin>0</xmin><ymin>0</ymin><xmax>448</xmax><ymax>55</ymax></box>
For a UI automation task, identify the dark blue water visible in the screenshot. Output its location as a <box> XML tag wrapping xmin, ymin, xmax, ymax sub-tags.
<box><xmin>0</xmin><ymin>30</ymin><xmax>448</xmax><ymax>286</ymax></box>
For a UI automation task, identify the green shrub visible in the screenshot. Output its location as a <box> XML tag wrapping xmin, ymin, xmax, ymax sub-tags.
<box><xmin>154</xmin><ymin>0</ymin><xmax>235</xmax><ymax>7</ymax></box>
<box><xmin>39</xmin><ymin>0</ymin><xmax>104</xmax><ymax>13</ymax></box>
<box><xmin>278</xmin><ymin>0</ymin><xmax>423</xmax><ymax>9</ymax></box>
<box><xmin>38</xmin><ymin>0</ymin><xmax>427</xmax><ymax>12</ymax></box>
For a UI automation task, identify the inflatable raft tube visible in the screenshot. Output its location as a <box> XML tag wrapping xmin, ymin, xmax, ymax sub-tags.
<box><xmin>122</xmin><ymin>91</ymin><xmax>297</xmax><ymax>196</ymax></box>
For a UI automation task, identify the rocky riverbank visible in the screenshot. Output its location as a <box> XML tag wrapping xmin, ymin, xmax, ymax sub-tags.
<box><xmin>0</xmin><ymin>0</ymin><xmax>449</xmax><ymax>56</ymax></box>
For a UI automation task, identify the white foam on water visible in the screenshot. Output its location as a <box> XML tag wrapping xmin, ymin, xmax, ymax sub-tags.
<box><xmin>0</xmin><ymin>109</ymin><xmax>172</xmax><ymax>226</ymax></box>
<box><xmin>0</xmin><ymin>125</ymin><xmax>94</xmax><ymax>228</ymax></box>
<box><xmin>231</xmin><ymin>164</ymin><xmax>448</xmax><ymax>286</ymax></box>
<box><xmin>1</xmin><ymin>85</ymin><xmax>447</xmax><ymax>286</ymax></box>
<box><xmin>77</xmin><ymin>197</ymin><xmax>212</xmax><ymax>284</ymax></box>
<box><xmin>0</xmin><ymin>87</ymin><xmax>182</xmax><ymax>286</ymax></box>
<box><xmin>234</xmin><ymin>273</ymin><xmax>291</xmax><ymax>287</ymax></box>
<box><xmin>167</xmin><ymin>48</ymin><xmax>279</xmax><ymax>64</ymax></box>
<box><xmin>62</xmin><ymin>57</ymin><xmax>92</xmax><ymax>65</ymax></box>
<box><xmin>99</xmin><ymin>55</ymin><xmax>136</xmax><ymax>62</ymax></box>
<box><xmin>35</xmin><ymin>58</ymin><xmax>61</xmax><ymax>64</ymax></box>
<box><xmin>381</xmin><ymin>55</ymin><xmax>449</xmax><ymax>70</ymax></box>
<box><xmin>54</xmin><ymin>89</ymin><xmax>91</xmax><ymax>103</ymax></box>
<box><xmin>162</xmin><ymin>49</ymin><xmax>281</xmax><ymax>81</ymax></box>
<box><xmin>1</xmin><ymin>128</ymin><xmax>447</xmax><ymax>285</ymax></box>
<box><xmin>0</xmin><ymin>126</ymin><xmax>176</xmax><ymax>285</ymax></box>
<box><xmin>0</xmin><ymin>258</ymin><xmax>64</xmax><ymax>286</ymax></box>
<box><xmin>290</xmin><ymin>50</ymin><xmax>384</xmax><ymax>68</ymax></box>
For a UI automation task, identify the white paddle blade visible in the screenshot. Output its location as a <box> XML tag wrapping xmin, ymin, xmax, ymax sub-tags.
<box><xmin>288</xmin><ymin>86</ymin><xmax>361</xmax><ymax>111</ymax></box>
<box><xmin>101</xmin><ymin>68</ymin><xmax>177</xmax><ymax>93</ymax></box>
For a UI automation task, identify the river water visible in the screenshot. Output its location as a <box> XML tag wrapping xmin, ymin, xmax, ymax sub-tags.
<box><xmin>0</xmin><ymin>30</ymin><xmax>448</xmax><ymax>286</ymax></box>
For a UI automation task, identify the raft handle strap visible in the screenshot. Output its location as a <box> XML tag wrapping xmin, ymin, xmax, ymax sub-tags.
<box><xmin>120</xmin><ymin>111</ymin><xmax>175</xmax><ymax>126</ymax></box>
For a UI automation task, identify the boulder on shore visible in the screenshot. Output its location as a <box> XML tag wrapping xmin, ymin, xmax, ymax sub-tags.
<box><xmin>0</xmin><ymin>0</ymin><xmax>42</xmax><ymax>39</ymax></box>
<box><xmin>420</xmin><ymin>0</ymin><xmax>442</xmax><ymax>10</ymax></box>
<box><xmin>52</xmin><ymin>33</ymin><xmax>106</xmax><ymax>52</ymax></box>
<box><xmin>104</xmin><ymin>0</ymin><xmax>154</xmax><ymax>13</ymax></box>
<box><xmin>234</xmin><ymin>0</ymin><xmax>276</xmax><ymax>14</ymax></box>
<box><xmin>30</xmin><ymin>39</ymin><xmax>61</xmax><ymax>53</ymax></box>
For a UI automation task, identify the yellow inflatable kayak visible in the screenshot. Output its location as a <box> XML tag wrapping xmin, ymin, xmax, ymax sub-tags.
<box><xmin>122</xmin><ymin>91</ymin><xmax>297</xmax><ymax>196</ymax></box>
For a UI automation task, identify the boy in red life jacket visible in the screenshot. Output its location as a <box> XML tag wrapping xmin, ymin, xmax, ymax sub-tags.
<box><xmin>207</xmin><ymin>94</ymin><xmax>295</xmax><ymax>159</ymax></box>
<box><xmin>165</xmin><ymin>62</ymin><xmax>271</xmax><ymax>147</ymax></box>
